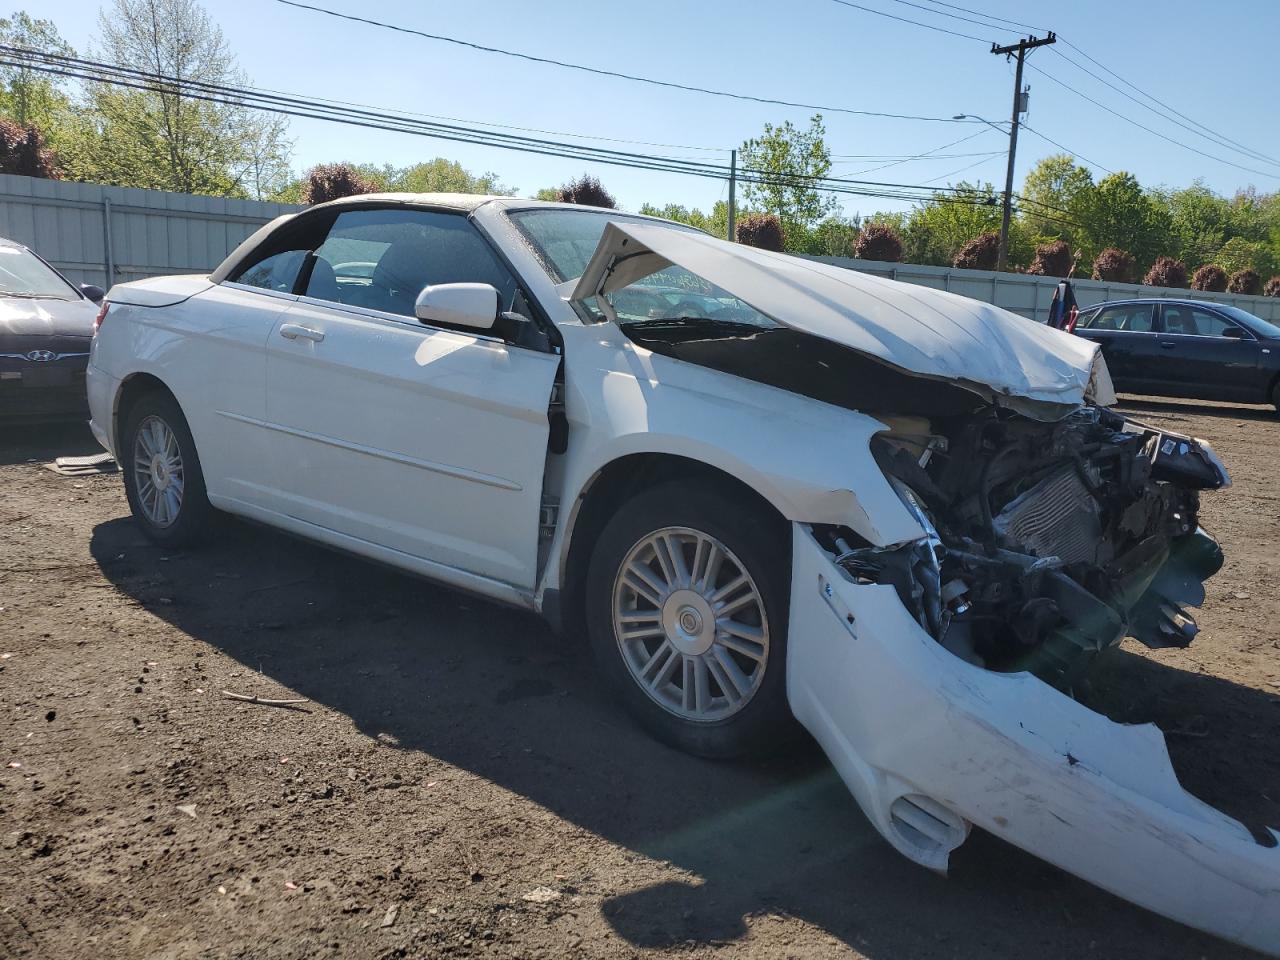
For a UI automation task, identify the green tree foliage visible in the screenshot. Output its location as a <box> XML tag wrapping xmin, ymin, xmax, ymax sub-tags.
<box><xmin>1019</xmin><ymin>154</ymin><xmax>1094</xmax><ymax>247</ymax></box>
<box><xmin>638</xmin><ymin>201</ymin><xmax>742</xmax><ymax>239</ymax></box>
<box><xmin>57</xmin><ymin>0</ymin><xmax>291</xmax><ymax>197</ymax></box>
<box><xmin>0</xmin><ymin>13</ymin><xmax>75</xmax><ymax>130</ymax></box>
<box><xmin>1076</xmin><ymin>173</ymin><xmax>1170</xmax><ymax>272</ymax></box>
<box><xmin>739</xmin><ymin>114</ymin><xmax>837</xmax><ymax>248</ymax></box>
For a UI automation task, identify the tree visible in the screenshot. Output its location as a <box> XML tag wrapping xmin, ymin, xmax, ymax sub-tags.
<box><xmin>1144</xmin><ymin>256</ymin><xmax>1188</xmax><ymax>288</ymax></box>
<box><xmin>1265</xmin><ymin>277</ymin><xmax>1280</xmax><ymax>297</ymax></box>
<box><xmin>0</xmin><ymin>13</ymin><xmax>75</xmax><ymax>129</ymax></box>
<box><xmin>1019</xmin><ymin>154</ymin><xmax>1094</xmax><ymax>246</ymax></box>
<box><xmin>739</xmin><ymin>114</ymin><xmax>837</xmax><ymax>248</ymax></box>
<box><xmin>1027</xmin><ymin>239</ymin><xmax>1074</xmax><ymax>277</ymax></box>
<box><xmin>1214</xmin><ymin>236</ymin><xmax>1278</xmax><ymax>280</ymax></box>
<box><xmin>735</xmin><ymin>213</ymin><xmax>784</xmax><ymax>251</ymax></box>
<box><xmin>1227</xmin><ymin>269</ymin><xmax>1260</xmax><ymax>295</ymax></box>
<box><xmin>1092</xmin><ymin>248</ymin><xmax>1135</xmax><ymax>282</ymax></box>
<box><xmin>855</xmin><ymin>223</ymin><xmax>903</xmax><ymax>262</ymax></box>
<box><xmin>1077</xmin><ymin>172</ymin><xmax>1169</xmax><ymax>271</ymax></box>
<box><xmin>0</xmin><ymin>118</ymin><xmax>60</xmax><ymax>177</ymax></box>
<box><xmin>541</xmin><ymin>174</ymin><xmax>616</xmax><ymax>208</ymax></box>
<box><xmin>1191</xmin><ymin>264</ymin><xmax>1227</xmax><ymax>292</ymax></box>
<box><xmin>301</xmin><ymin>162</ymin><xmax>377</xmax><ymax>205</ymax></box>
<box><xmin>639</xmin><ymin>200</ymin><xmax>742</xmax><ymax>240</ymax></box>
<box><xmin>954</xmin><ymin>232</ymin><xmax>1000</xmax><ymax>270</ymax></box>
<box><xmin>1150</xmin><ymin>182</ymin><xmax>1231</xmax><ymax>269</ymax></box>
<box><xmin>64</xmin><ymin>0</ymin><xmax>291</xmax><ymax>195</ymax></box>
<box><xmin>387</xmin><ymin>157</ymin><xmax>512</xmax><ymax>195</ymax></box>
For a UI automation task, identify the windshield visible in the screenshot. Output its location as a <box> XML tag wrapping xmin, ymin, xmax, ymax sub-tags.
<box><xmin>508</xmin><ymin>207</ymin><xmax>776</xmax><ymax>331</ymax></box>
<box><xmin>0</xmin><ymin>244</ymin><xmax>79</xmax><ymax>299</ymax></box>
<box><xmin>1217</xmin><ymin>304</ymin><xmax>1280</xmax><ymax>338</ymax></box>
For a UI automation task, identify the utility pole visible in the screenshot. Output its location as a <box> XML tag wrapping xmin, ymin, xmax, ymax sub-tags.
<box><xmin>992</xmin><ymin>32</ymin><xmax>1055</xmax><ymax>272</ymax></box>
<box><xmin>727</xmin><ymin>149</ymin><xmax>737</xmax><ymax>242</ymax></box>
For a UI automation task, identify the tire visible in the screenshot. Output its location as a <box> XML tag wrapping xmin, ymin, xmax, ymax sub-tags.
<box><xmin>120</xmin><ymin>391</ymin><xmax>212</xmax><ymax>547</ymax></box>
<box><xmin>584</xmin><ymin>478</ymin><xmax>800</xmax><ymax>759</ymax></box>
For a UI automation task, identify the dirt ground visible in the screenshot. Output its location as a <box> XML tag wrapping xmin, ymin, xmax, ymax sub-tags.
<box><xmin>1</xmin><ymin>397</ymin><xmax>1278</xmax><ymax>960</ymax></box>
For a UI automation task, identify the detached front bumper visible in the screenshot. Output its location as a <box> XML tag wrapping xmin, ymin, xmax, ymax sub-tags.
<box><xmin>787</xmin><ymin>524</ymin><xmax>1280</xmax><ymax>955</ymax></box>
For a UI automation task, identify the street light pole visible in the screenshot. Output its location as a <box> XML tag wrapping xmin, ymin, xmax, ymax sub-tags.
<box><xmin>988</xmin><ymin>32</ymin><xmax>1056</xmax><ymax>272</ymax></box>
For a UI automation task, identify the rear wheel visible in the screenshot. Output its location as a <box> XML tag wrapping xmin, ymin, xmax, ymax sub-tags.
<box><xmin>584</xmin><ymin>479</ymin><xmax>798</xmax><ymax>759</ymax></box>
<box><xmin>121</xmin><ymin>391</ymin><xmax>212</xmax><ymax>546</ymax></box>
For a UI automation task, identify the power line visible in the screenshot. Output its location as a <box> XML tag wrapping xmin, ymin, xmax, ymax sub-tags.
<box><xmin>1026</xmin><ymin>62</ymin><xmax>1280</xmax><ymax>180</ymax></box>
<box><xmin>824</xmin><ymin>0</ymin><xmax>989</xmax><ymax>41</ymax></box>
<box><xmin>904</xmin><ymin>0</ymin><xmax>1045</xmax><ymax>32</ymax></box>
<box><xmin>921</xmin><ymin>153</ymin><xmax>1002</xmax><ymax>185</ymax></box>
<box><xmin>273</xmin><ymin>0</ymin><xmax>977</xmax><ymax>125</ymax></box>
<box><xmin>1018</xmin><ymin>123</ymin><xmax>1112</xmax><ymax>175</ymax></box>
<box><xmin>877</xmin><ymin>0</ymin><xmax>1022</xmax><ymax>36</ymax></box>
<box><xmin>1052</xmin><ymin>40</ymin><xmax>1280</xmax><ymax>169</ymax></box>
<box><xmin>6</xmin><ymin>48</ymin><xmax>1004</xmax><ymax>209</ymax></box>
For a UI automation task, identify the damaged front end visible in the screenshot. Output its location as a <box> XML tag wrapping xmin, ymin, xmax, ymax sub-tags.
<box><xmin>789</xmin><ymin>405</ymin><xmax>1280</xmax><ymax>955</ymax></box>
<box><xmin>827</xmin><ymin>404</ymin><xmax>1228</xmax><ymax>692</ymax></box>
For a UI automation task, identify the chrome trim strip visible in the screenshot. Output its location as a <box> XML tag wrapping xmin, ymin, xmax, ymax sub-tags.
<box><xmin>0</xmin><ymin>352</ymin><xmax>90</xmax><ymax>360</ymax></box>
<box><xmin>214</xmin><ymin>410</ymin><xmax>522</xmax><ymax>491</ymax></box>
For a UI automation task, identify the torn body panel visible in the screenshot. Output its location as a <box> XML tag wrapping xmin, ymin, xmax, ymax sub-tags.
<box><xmin>788</xmin><ymin>524</ymin><xmax>1280</xmax><ymax>954</ymax></box>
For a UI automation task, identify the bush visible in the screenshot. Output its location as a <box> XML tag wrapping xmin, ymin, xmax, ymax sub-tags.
<box><xmin>551</xmin><ymin>174</ymin><xmax>616</xmax><ymax>208</ymax></box>
<box><xmin>953</xmin><ymin>232</ymin><xmax>1000</xmax><ymax>271</ymax></box>
<box><xmin>1092</xmin><ymin>247</ymin><xmax>1135</xmax><ymax>283</ymax></box>
<box><xmin>1026</xmin><ymin>239</ymin><xmax>1073</xmax><ymax>277</ymax></box>
<box><xmin>1265</xmin><ymin>276</ymin><xmax>1280</xmax><ymax>298</ymax></box>
<box><xmin>735</xmin><ymin>213</ymin><xmax>784</xmax><ymax>252</ymax></box>
<box><xmin>854</xmin><ymin>223</ymin><xmax>903</xmax><ymax>262</ymax></box>
<box><xmin>0</xmin><ymin>119</ymin><xmax>61</xmax><ymax>179</ymax></box>
<box><xmin>1227</xmin><ymin>269</ymin><xmax>1260</xmax><ymax>296</ymax></box>
<box><xmin>302</xmin><ymin>163</ymin><xmax>378</xmax><ymax>205</ymax></box>
<box><xmin>1143</xmin><ymin>256</ymin><xmax>1188</xmax><ymax>288</ymax></box>
<box><xmin>1190</xmin><ymin>264</ymin><xmax>1228</xmax><ymax>292</ymax></box>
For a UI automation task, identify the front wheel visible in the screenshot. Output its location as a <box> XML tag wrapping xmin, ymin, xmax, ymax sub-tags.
<box><xmin>121</xmin><ymin>391</ymin><xmax>212</xmax><ymax>546</ymax></box>
<box><xmin>584</xmin><ymin>479</ymin><xmax>799</xmax><ymax>759</ymax></box>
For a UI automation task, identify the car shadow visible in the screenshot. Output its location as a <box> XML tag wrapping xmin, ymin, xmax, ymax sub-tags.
<box><xmin>0</xmin><ymin>421</ymin><xmax>100</xmax><ymax>466</ymax></box>
<box><xmin>1116</xmin><ymin>396</ymin><xmax>1277</xmax><ymax>423</ymax></box>
<box><xmin>87</xmin><ymin>514</ymin><xmax>1278</xmax><ymax>960</ymax></box>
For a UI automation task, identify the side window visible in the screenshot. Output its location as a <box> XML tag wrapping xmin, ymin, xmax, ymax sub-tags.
<box><xmin>1162</xmin><ymin>306</ymin><xmax>1245</xmax><ymax>338</ymax></box>
<box><xmin>1075</xmin><ymin>309</ymin><xmax>1099</xmax><ymax>329</ymax></box>
<box><xmin>1090</xmin><ymin>305</ymin><xmax>1153</xmax><ymax>332</ymax></box>
<box><xmin>303</xmin><ymin>208</ymin><xmax>524</xmax><ymax>321</ymax></box>
<box><xmin>1194</xmin><ymin>309</ymin><xmax>1248</xmax><ymax>339</ymax></box>
<box><xmin>226</xmin><ymin>213</ymin><xmax>334</xmax><ymax>293</ymax></box>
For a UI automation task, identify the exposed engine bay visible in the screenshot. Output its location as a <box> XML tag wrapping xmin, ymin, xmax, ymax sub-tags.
<box><xmin>815</xmin><ymin>405</ymin><xmax>1229</xmax><ymax>690</ymax></box>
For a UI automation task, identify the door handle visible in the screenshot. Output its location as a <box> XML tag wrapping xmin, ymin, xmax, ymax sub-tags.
<box><xmin>279</xmin><ymin>323</ymin><xmax>324</xmax><ymax>343</ymax></box>
<box><xmin>1159</xmin><ymin>341</ymin><xmax>1176</xmax><ymax>349</ymax></box>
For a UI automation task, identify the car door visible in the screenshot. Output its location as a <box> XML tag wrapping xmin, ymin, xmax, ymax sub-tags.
<box><xmin>1153</xmin><ymin>304</ymin><xmax>1262</xmax><ymax>401</ymax></box>
<box><xmin>262</xmin><ymin>205</ymin><xmax>559</xmax><ymax>589</ymax></box>
<box><xmin>1074</xmin><ymin>303</ymin><xmax>1158</xmax><ymax>393</ymax></box>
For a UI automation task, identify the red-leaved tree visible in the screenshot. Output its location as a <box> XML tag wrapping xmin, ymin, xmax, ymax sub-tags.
<box><xmin>552</xmin><ymin>175</ymin><xmax>617</xmax><ymax>208</ymax></box>
<box><xmin>1191</xmin><ymin>264</ymin><xmax>1228</xmax><ymax>292</ymax></box>
<box><xmin>1227</xmin><ymin>269</ymin><xmax>1260</xmax><ymax>295</ymax></box>
<box><xmin>0</xmin><ymin>119</ymin><xmax>61</xmax><ymax>179</ymax></box>
<box><xmin>1027</xmin><ymin>239</ymin><xmax>1073</xmax><ymax>277</ymax></box>
<box><xmin>953</xmin><ymin>232</ymin><xmax>1000</xmax><ymax>270</ymax></box>
<box><xmin>854</xmin><ymin>223</ymin><xmax>903</xmax><ymax>262</ymax></box>
<box><xmin>1092</xmin><ymin>247</ymin><xmax>1135</xmax><ymax>283</ymax></box>
<box><xmin>303</xmin><ymin>163</ymin><xmax>378</xmax><ymax>205</ymax></box>
<box><xmin>1143</xmin><ymin>256</ymin><xmax>1188</xmax><ymax>288</ymax></box>
<box><xmin>735</xmin><ymin>213</ymin><xmax>784</xmax><ymax>251</ymax></box>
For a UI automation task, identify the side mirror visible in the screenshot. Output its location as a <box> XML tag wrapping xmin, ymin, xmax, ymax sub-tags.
<box><xmin>80</xmin><ymin>283</ymin><xmax>106</xmax><ymax>305</ymax></box>
<box><xmin>414</xmin><ymin>283</ymin><xmax>498</xmax><ymax>331</ymax></box>
<box><xmin>1222</xmin><ymin>325</ymin><xmax>1245</xmax><ymax>339</ymax></box>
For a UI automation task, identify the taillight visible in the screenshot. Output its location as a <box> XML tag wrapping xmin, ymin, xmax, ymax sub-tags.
<box><xmin>94</xmin><ymin>301</ymin><xmax>109</xmax><ymax>333</ymax></box>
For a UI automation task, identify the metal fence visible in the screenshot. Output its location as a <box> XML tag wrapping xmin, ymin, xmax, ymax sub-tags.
<box><xmin>0</xmin><ymin>173</ymin><xmax>300</xmax><ymax>289</ymax></box>
<box><xmin>3</xmin><ymin>173</ymin><xmax>1279</xmax><ymax>324</ymax></box>
<box><xmin>809</xmin><ymin>255</ymin><xmax>1280</xmax><ymax>323</ymax></box>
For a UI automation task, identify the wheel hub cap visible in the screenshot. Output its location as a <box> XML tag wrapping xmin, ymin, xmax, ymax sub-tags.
<box><xmin>663</xmin><ymin>590</ymin><xmax>715</xmax><ymax>656</ymax></box>
<box><xmin>132</xmin><ymin>415</ymin><xmax>184</xmax><ymax>529</ymax></box>
<box><xmin>612</xmin><ymin>526</ymin><xmax>770</xmax><ymax>723</ymax></box>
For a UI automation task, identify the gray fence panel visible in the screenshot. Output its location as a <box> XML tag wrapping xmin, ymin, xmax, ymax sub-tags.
<box><xmin>810</xmin><ymin>256</ymin><xmax>1280</xmax><ymax>323</ymax></box>
<box><xmin>0</xmin><ymin>173</ymin><xmax>301</xmax><ymax>289</ymax></box>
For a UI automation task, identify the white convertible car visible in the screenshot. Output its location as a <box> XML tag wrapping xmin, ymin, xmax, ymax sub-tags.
<box><xmin>87</xmin><ymin>195</ymin><xmax>1278</xmax><ymax>953</ymax></box>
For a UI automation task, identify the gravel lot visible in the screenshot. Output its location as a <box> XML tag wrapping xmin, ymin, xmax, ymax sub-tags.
<box><xmin>2</xmin><ymin>397</ymin><xmax>1278</xmax><ymax>960</ymax></box>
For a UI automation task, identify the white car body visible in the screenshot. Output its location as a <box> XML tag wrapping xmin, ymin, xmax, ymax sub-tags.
<box><xmin>86</xmin><ymin>195</ymin><xmax>1279</xmax><ymax>954</ymax></box>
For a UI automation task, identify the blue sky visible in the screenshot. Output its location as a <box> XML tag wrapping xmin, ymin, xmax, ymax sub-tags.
<box><xmin>28</xmin><ymin>0</ymin><xmax>1280</xmax><ymax>217</ymax></box>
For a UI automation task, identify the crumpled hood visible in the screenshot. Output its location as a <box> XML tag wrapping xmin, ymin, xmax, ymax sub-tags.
<box><xmin>571</xmin><ymin>221</ymin><xmax>1115</xmax><ymax>418</ymax></box>
<box><xmin>0</xmin><ymin>295</ymin><xmax>96</xmax><ymax>342</ymax></box>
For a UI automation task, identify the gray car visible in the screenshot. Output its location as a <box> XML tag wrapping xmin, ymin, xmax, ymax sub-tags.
<box><xmin>0</xmin><ymin>237</ymin><xmax>103</xmax><ymax>423</ymax></box>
